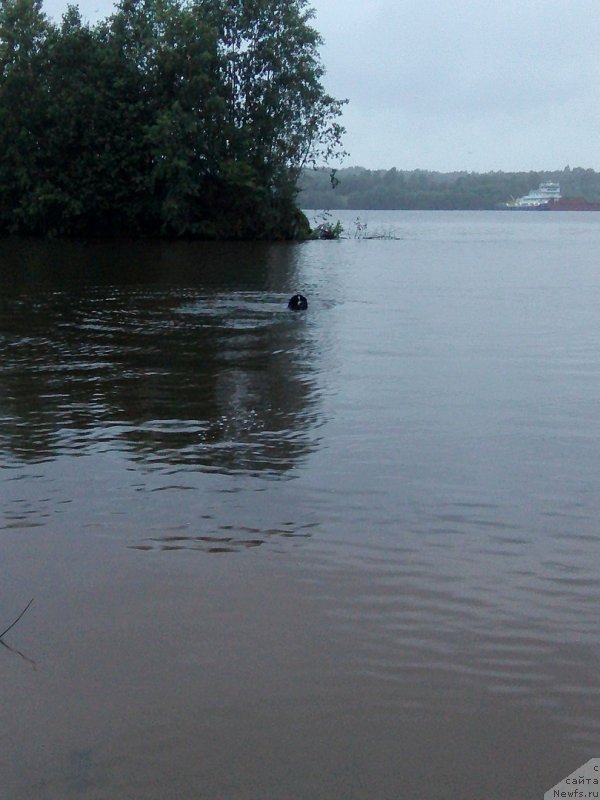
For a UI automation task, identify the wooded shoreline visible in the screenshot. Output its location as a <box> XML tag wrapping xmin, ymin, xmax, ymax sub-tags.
<box><xmin>298</xmin><ymin>166</ymin><xmax>600</xmax><ymax>211</ymax></box>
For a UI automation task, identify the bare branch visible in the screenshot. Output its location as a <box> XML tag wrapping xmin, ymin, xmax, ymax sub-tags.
<box><xmin>0</xmin><ymin>598</ymin><xmax>34</xmax><ymax>640</ymax></box>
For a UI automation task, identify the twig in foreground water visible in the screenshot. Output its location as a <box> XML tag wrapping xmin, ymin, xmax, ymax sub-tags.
<box><xmin>0</xmin><ymin>598</ymin><xmax>34</xmax><ymax>640</ymax></box>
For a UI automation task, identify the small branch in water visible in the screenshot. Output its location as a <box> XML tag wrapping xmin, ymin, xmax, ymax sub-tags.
<box><xmin>0</xmin><ymin>598</ymin><xmax>34</xmax><ymax>640</ymax></box>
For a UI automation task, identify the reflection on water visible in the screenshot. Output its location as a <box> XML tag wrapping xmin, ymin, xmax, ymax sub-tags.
<box><xmin>0</xmin><ymin>239</ymin><xmax>321</xmax><ymax>475</ymax></box>
<box><xmin>2</xmin><ymin>214</ymin><xmax>600</xmax><ymax>799</ymax></box>
<box><xmin>131</xmin><ymin>521</ymin><xmax>318</xmax><ymax>553</ymax></box>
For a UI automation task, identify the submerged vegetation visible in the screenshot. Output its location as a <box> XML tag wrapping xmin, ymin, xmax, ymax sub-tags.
<box><xmin>0</xmin><ymin>0</ymin><xmax>345</xmax><ymax>239</ymax></box>
<box><xmin>309</xmin><ymin>210</ymin><xmax>343</xmax><ymax>239</ymax></box>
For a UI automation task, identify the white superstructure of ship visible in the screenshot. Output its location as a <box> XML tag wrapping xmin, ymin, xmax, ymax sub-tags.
<box><xmin>505</xmin><ymin>182</ymin><xmax>562</xmax><ymax>208</ymax></box>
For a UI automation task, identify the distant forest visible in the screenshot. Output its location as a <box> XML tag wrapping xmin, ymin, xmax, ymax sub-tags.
<box><xmin>298</xmin><ymin>166</ymin><xmax>600</xmax><ymax>210</ymax></box>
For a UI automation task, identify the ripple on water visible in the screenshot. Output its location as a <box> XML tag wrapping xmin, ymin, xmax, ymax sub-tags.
<box><xmin>3</xmin><ymin>229</ymin><xmax>600</xmax><ymax>781</ymax></box>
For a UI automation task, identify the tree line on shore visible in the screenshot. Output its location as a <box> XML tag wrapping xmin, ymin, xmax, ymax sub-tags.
<box><xmin>0</xmin><ymin>0</ymin><xmax>344</xmax><ymax>238</ymax></box>
<box><xmin>298</xmin><ymin>166</ymin><xmax>600</xmax><ymax>210</ymax></box>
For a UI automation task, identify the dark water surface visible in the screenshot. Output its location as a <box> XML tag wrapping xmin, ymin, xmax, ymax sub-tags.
<box><xmin>2</xmin><ymin>212</ymin><xmax>600</xmax><ymax>798</ymax></box>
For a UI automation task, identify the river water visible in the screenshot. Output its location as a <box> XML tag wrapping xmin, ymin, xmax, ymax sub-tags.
<box><xmin>2</xmin><ymin>211</ymin><xmax>600</xmax><ymax>798</ymax></box>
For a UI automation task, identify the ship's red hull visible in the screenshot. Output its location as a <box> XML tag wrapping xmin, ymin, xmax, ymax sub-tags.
<box><xmin>542</xmin><ymin>197</ymin><xmax>600</xmax><ymax>211</ymax></box>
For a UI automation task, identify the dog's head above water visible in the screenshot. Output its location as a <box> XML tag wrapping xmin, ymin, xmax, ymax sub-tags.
<box><xmin>288</xmin><ymin>294</ymin><xmax>308</xmax><ymax>311</ymax></box>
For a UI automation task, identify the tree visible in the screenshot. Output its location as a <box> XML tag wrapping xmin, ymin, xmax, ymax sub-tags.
<box><xmin>0</xmin><ymin>0</ymin><xmax>50</xmax><ymax>230</ymax></box>
<box><xmin>191</xmin><ymin>0</ymin><xmax>346</xmax><ymax>238</ymax></box>
<box><xmin>0</xmin><ymin>0</ymin><xmax>346</xmax><ymax>238</ymax></box>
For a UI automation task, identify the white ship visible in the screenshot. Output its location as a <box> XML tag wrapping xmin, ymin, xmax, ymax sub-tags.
<box><xmin>505</xmin><ymin>182</ymin><xmax>562</xmax><ymax>209</ymax></box>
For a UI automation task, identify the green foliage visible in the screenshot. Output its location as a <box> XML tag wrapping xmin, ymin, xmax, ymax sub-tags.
<box><xmin>312</xmin><ymin>222</ymin><xmax>342</xmax><ymax>239</ymax></box>
<box><xmin>0</xmin><ymin>0</ymin><xmax>345</xmax><ymax>238</ymax></box>
<box><xmin>299</xmin><ymin>166</ymin><xmax>600</xmax><ymax>210</ymax></box>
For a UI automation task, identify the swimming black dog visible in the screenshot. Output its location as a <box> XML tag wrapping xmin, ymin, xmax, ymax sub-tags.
<box><xmin>288</xmin><ymin>294</ymin><xmax>308</xmax><ymax>311</ymax></box>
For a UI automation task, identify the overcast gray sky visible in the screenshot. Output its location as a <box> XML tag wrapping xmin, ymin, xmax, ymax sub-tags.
<box><xmin>41</xmin><ymin>0</ymin><xmax>600</xmax><ymax>172</ymax></box>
